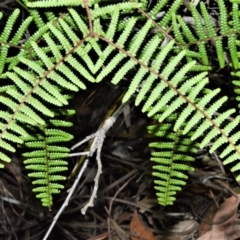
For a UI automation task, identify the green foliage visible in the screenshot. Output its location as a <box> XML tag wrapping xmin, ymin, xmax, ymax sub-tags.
<box><xmin>0</xmin><ymin>0</ymin><xmax>240</xmax><ymax>208</ymax></box>
<box><xmin>22</xmin><ymin>118</ymin><xmax>73</xmax><ymax>207</ymax></box>
<box><xmin>147</xmin><ymin>114</ymin><xmax>198</xmax><ymax>206</ymax></box>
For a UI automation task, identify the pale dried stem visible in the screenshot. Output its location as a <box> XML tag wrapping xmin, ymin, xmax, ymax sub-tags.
<box><xmin>43</xmin><ymin>103</ymin><xmax>125</xmax><ymax>239</ymax></box>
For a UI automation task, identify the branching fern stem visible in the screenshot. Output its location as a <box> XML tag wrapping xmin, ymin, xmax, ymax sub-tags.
<box><xmin>0</xmin><ymin>32</ymin><xmax>89</xmax><ymax>158</ymax></box>
<box><xmin>96</xmin><ymin>33</ymin><xmax>240</xmax><ymax>157</ymax></box>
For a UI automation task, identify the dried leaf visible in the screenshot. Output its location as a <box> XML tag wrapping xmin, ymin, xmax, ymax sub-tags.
<box><xmin>197</xmin><ymin>194</ymin><xmax>240</xmax><ymax>240</ymax></box>
<box><xmin>130</xmin><ymin>212</ymin><xmax>155</xmax><ymax>240</ymax></box>
<box><xmin>198</xmin><ymin>204</ymin><xmax>218</xmax><ymax>236</ymax></box>
<box><xmin>137</xmin><ymin>196</ymin><xmax>158</xmax><ymax>214</ymax></box>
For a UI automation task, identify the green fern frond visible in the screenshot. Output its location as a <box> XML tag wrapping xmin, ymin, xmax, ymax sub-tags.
<box><xmin>148</xmin><ymin>118</ymin><xmax>197</xmax><ymax>206</ymax></box>
<box><xmin>0</xmin><ymin>9</ymin><xmax>95</xmax><ymax>166</ymax></box>
<box><xmin>93</xmin><ymin>10</ymin><xmax>240</xmax><ymax>187</ymax></box>
<box><xmin>22</xmin><ymin>116</ymin><xmax>73</xmax><ymax>207</ymax></box>
<box><xmin>2</xmin><ymin>0</ymin><xmax>240</xmax><ymax>210</ymax></box>
<box><xmin>172</xmin><ymin>0</ymin><xmax>239</xmax><ymax>70</ymax></box>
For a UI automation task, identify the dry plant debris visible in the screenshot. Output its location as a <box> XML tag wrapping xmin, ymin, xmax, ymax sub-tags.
<box><xmin>130</xmin><ymin>212</ymin><xmax>155</xmax><ymax>240</ymax></box>
<box><xmin>197</xmin><ymin>194</ymin><xmax>240</xmax><ymax>240</ymax></box>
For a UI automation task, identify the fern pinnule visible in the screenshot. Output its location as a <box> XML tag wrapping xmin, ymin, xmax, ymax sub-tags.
<box><xmin>105</xmin><ymin>8</ymin><xmax>120</xmax><ymax>41</ymax></box>
<box><xmin>122</xmin><ymin>35</ymin><xmax>161</xmax><ymax>103</ymax></box>
<box><xmin>27</xmin><ymin>0</ymin><xmax>87</xmax><ymax>8</ymax></box>
<box><xmin>199</xmin><ymin>3</ymin><xmax>225</xmax><ymax>68</ymax></box>
<box><xmin>189</xmin><ymin>3</ymin><xmax>209</xmax><ymax>66</ymax></box>
<box><xmin>158</xmin><ymin>0</ymin><xmax>182</xmax><ymax>28</ymax></box>
<box><xmin>232</xmin><ymin>74</ymin><xmax>240</xmax><ymax>109</ymax></box>
<box><xmin>230</xmin><ymin>3</ymin><xmax>240</xmax><ymax>69</ymax></box>
<box><xmin>148</xmin><ymin>0</ymin><xmax>169</xmax><ymax>20</ymax></box>
<box><xmin>91</xmin><ymin>3</ymin><xmax>142</xmax><ymax>19</ymax></box>
<box><xmin>138</xmin><ymin>0</ymin><xmax>148</xmax><ymax>10</ymax></box>
<box><xmin>0</xmin><ymin>9</ymin><xmax>32</xmax><ymax>77</ymax></box>
<box><xmin>135</xmin><ymin>40</ymin><xmax>175</xmax><ymax>106</ymax></box>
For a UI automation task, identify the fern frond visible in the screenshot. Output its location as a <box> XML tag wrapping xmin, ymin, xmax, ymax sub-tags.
<box><xmin>148</xmin><ymin>118</ymin><xmax>197</xmax><ymax>206</ymax></box>
<box><xmin>22</xmin><ymin>116</ymin><xmax>73</xmax><ymax>208</ymax></box>
<box><xmin>0</xmin><ymin>7</ymin><xmax>99</xmax><ymax>167</ymax></box>
<box><xmin>3</xmin><ymin>0</ymin><xmax>240</xmax><ymax>210</ymax></box>
<box><xmin>92</xmin><ymin>11</ymin><xmax>240</xmax><ymax>186</ymax></box>
<box><xmin>172</xmin><ymin>0</ymin><xmax>239</xmax><ymax>69</ymax></box>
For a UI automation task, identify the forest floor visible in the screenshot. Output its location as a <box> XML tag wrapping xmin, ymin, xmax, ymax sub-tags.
<box><xmin>1</xmin><ymin>80</ymin><xmax>240</xmax><ymax>240</ymax></box>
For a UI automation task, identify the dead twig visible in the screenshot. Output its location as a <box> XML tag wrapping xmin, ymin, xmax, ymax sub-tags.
<box><xmin>43</xmin><ymin>103</ymin><xmax>126</xmax><ymax>239</ymax></box>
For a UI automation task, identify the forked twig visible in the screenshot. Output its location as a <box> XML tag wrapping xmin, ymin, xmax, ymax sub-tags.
<box><xmin>43</xmin><ymin>159</ymin><xmax>89</xmax><ymax>240</ymax></box>
<box><xmin>43</xmin><ymin>103</ymin><xmax>126</xmax><ymax>240</ymax></box>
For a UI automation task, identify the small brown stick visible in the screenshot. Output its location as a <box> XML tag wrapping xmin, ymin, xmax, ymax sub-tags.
<box><xmin>212</xmin><ymin>151</ymin><xmax>226</xmax><ymax>175</ymax></box>
<box><xmin>108</xmin><ymin>174</ymin><xmax>137</xmax><ymax>216</ymax></box>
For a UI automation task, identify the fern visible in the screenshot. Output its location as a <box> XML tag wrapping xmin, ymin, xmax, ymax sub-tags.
<box><xmin>22</xmin><ymin>111</ymin><xmax>74</xmax><ymax>208</ymax></box>
<box><xmin>172</xmin><ymin>0</ymin><xmax>239</xmax><ymax>70</ymax></box>
<box><xmin>0</xmin><ymin>0</ymin><xmax>240</xmax><ymax>208</ymax></box>
<box><xmin>147</xmin><ymin>114</ymin><xmax>198</xmax><ymax>206</ymax></box>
